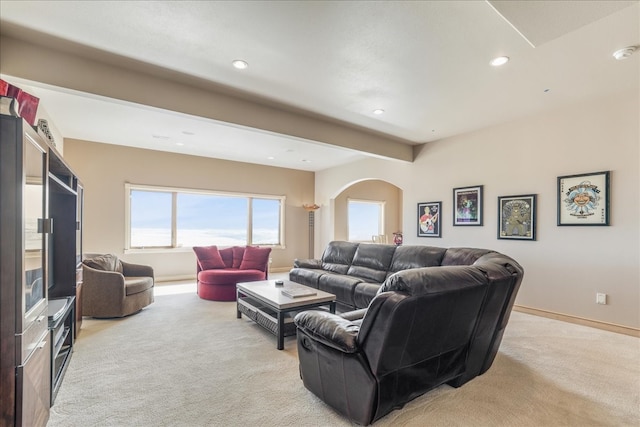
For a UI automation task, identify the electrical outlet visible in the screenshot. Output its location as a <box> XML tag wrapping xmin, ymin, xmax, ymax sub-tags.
<box><xmin>596</xmin><ymin>293</ymin><xmax>607</xmax><ymax>305</ymax></box>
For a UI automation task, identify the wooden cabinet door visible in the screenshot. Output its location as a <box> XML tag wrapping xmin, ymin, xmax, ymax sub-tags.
<box><xmin>16</xmin><ymin>336</ymin><xmax>50</xmax><ymax>427</ymax></box>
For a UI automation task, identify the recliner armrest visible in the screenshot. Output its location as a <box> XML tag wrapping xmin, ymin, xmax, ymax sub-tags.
<box><xmin>340</xmin><ymin>308</ymin><xmax>367</xmax><ymax>322</ymax></box>
<box><xmin>294</xmin><ymin>310</ymin><xmax>360</xmax><ymax>353</ymax></box>
<box><xmin>293</xmin><ymin>258</ymin><xmax>322</xmax><ymax>269</ymax></box>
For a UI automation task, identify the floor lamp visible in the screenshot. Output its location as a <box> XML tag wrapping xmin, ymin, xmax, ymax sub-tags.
<box><xmin>303</xmin><ymin>204</ymin><xmax>320</xmax><ymax>258</ymax></box>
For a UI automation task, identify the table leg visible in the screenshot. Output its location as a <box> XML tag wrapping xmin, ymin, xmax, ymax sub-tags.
<box><xmin>277</xmin><ymin>311</ymin><xmax>284</xmax><ymax>350</ymax></box>
<box><xmin>330</xmin><ymin>301</ymin><xmax>336</xmax><ymax>314</ymax></box>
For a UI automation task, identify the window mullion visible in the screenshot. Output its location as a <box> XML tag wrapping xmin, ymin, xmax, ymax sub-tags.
<box><xmin>247</xmin><ymin>197</ymin><xmax>253</xmax><ymax>245</ymax></box>
<box><xmin>171</xmin><ymin>192</ymin><xmax>177</xmax><ymax>248</ymax></box>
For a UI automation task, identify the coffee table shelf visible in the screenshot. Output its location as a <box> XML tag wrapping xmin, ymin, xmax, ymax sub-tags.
<box><xmin>236</xmin><ymin>280</ymin><xmax>336</xmax><ymax>350</ymax></box>
<box><xmin>237</xmin><ymin>296</ymin><xmax>297</xmax><ymax>337</ymax></box>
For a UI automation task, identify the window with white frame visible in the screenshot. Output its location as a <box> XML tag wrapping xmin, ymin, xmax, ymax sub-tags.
<box><xmin>347</xmin><ymin>199</ymin><xmax>385</xmax><ymax>242</ymax></box>
<box><xmin>126</xmin><ymin>184</ymin><xmax>285</xmax><ymax>249</ymax></box>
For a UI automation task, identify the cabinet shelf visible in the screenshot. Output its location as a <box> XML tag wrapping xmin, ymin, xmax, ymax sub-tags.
<box><xmin>48</xmin><ymin>296</ymin><xmax>75</xmax><ymax>405</ymax></box>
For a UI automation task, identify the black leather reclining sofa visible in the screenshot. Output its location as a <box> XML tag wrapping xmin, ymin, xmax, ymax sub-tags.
<box><xmin>290</xmin><ymin>240</ymin><xmax>516</xmax><ymax>311</ymax></box>
<box><xmin>290</xmin><ymin>241</ymin><xmax>524</xmax><ymax>424</ymax></box>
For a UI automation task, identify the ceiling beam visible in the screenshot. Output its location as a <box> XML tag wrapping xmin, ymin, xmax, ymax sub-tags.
<box><xmin>0</xmin><ymin>26</ymin><xmax>414</xmax><ymax>163</ymax></box>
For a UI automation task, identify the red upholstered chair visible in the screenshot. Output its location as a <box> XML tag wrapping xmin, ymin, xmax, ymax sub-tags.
<box><xmin>193</xmin><ymin>245</ymin><xmax>271</xmax><ymax>301</ymax></box>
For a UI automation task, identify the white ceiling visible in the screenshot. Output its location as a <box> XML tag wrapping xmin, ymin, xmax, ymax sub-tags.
<box><xmin>1</xmin><ymin>1</ymin><xmax>638</xmax><ymax>171</ymax></box>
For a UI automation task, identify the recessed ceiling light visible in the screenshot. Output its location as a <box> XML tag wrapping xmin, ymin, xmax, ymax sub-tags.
<box><xmin>302</xmin><ymin>159</ymin><xmax>311</xmax><ymax>163</ymax></box>
<box><xmin>232</xmin><ymin>59</ymin><xmax>248</xmax><ymax>69</ymax></box>
<box><xmin>613</xmin><ymin>46</ymin><xmax>637</xmax><ymax>60</ymax></box>
<box><xmin>175</xmin><ymin>142</ymin><xmax>184</xmax><ymax>146</ymax></box>
<box><xmin>151</xmin><ymin>134</ymin><xmax>170</xmax><ymax>140</ymax></box>
<box><xmin>267</xmin><ymin>156</ymin><xmax>275</xmax><ymax>160</ymax></box>
<box><xmin>182</xmin><ymin>131</ymin><xmax>195</xmax><ymax>136</ymax></box>
<box><xmin>544</xmin><ymin>88</ymin><xmax>551</xmax><ymax>93</ymax></box>
<box><xmin>373</xmin><ymin>109</ymin><xmax>385</xmax><ymax>115</ymax></box>
<box><xmin>490</xmin><ymin>56</ymin><xmax>510</xmax><ymax>67</ymax></box>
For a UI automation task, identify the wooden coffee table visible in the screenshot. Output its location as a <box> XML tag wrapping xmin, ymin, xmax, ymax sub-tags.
<box><xmin>236</xmin><ymin>279</ymin><xmax>336</xmax><ymax>350</ymax></box>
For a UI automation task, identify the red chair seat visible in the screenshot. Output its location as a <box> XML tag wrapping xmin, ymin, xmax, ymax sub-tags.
<box><xmin>197</xmin><ymin>269</ymin><xmax>266</xmax><ymax>301</ymax></box>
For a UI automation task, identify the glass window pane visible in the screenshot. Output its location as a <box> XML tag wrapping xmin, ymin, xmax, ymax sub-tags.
<box><xmin>348</xmin><ymin>201</ymin><xmax>382</xmax><ymax>242</ymax></box>
<box><xmin>177</xmin><ymin>194</ymin><xmax>248</xmax><ymax>247</ymax></box>
<box><xmin>252</xmin><ymin>198</ymin><xmax>281</xmax><ymax>245</ymax></box>
<box><xmin>130</xmin><ymin>190</ymin><xmax>172</xmax><ymax>247</ymax></box>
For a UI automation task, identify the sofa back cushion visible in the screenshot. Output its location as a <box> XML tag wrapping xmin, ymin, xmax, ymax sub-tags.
<box><xmin>441</xmin><ymin>248</ymin><xmax>495</xmax><ymax>266</ymax></box>
<box><xmin>321</xmin><ymin>241</ymin><xmax>359</xmax><ymax>274</ymax></box>
<box><xmin>193</xmin><ymin>246</ymin><xmax>227</xmax><ymax>270</ymax></box>
<box><xmin>347</xmin><ymin>244</ymin><xmax>396</xmax><ymax>283</ymax></box>
<box><xmin>239</xmin><ymin>246</ymin><xmax>272</xmax><ymax>271</ymax></box>
<box><xmin>232</xmin><ymin>246</ymin><xmax>245</xmax><ymax>268</ymax></box>
<box><xmin>359</xmin><ymin>267</ymin><xmax>489</xmax><ymax>420</ymax></box>
<box><xmin>218</xmin><ymin>247</ymin><xmax>234</xmax><ymax>268</ymax></box>
<box><xmin>83</xmin><ymin>254</ymin><xmax>123</xmax><ymax>273</ymax></box>
<box><xmin>386</xmin><ymin>246</ymin><xmax>447</xmax><ymax>278</ymax></box>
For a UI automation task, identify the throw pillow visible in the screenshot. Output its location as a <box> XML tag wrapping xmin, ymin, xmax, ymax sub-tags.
<box><xmin>231</xmin><ymin>246</ymin><xmax>245</xmax><ymax>268</ymax></box>
<box><xmin>239</xmin><ymin>246</ymin><xmax>272</xmax><ymax>271</ymax></box>
<box><xmin>83</xmin><ymin>254</ymin><xmax>122</xmax><ymax>272</ymax></box>
<box><xmin>193</xmin><ymin>246</ymin><xmax>226</xmax><ymax>270</ymax></box>
<box><xmin>218</xmin><ymin>247</ymin><xmax>234</xmax><ymax>268</ymax></box>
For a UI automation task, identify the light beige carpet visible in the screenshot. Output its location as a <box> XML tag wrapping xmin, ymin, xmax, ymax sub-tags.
<box><xmin>48</xmin><ymin>282</ymin><xmax>639</xmax><ymax>426</ymax></box>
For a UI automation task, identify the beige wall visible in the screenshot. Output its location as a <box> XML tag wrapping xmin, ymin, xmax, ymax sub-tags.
<box><xmin>62</xmin><ymin>139</ymin><xmax>314</xmax><ymax>279</ymax></box>
<box><xmin>333</xmin><ymin>180</ymin><xmax>401</xmax><ymax>243</ymax></box>
<box><xmin>316</xmin><ymin>92</ymin><xmax>639</xmax><ymax>329</ymax></box>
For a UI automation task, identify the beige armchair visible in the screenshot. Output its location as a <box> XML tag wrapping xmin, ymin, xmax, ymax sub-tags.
<box><xmin>81</xmin><ymin>254</ymin><xmax>154</xmax><ymax>318</ymax></box>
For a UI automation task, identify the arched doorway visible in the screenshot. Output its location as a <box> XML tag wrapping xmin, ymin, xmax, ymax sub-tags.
<box><xmin>332</xmin><ymin>179</ymin><xmax>403</xmax><ymax>244</ymax></box>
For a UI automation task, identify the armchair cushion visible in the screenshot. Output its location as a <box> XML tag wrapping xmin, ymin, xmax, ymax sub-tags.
<box><xmin>294</xmin><ymin>310</ymin><xmax>360</xmax><ymax>353</ymax></box>
<box><xmin>83</xmin><ymin>254</ymin><xmax>123</xmax><ymax>273</ymax></box>
<box><xmin>239</xmin><ymin>246</ymin><xmax>271</xmax><ymax>271</ymax></box>
<box><xmin>124</xmin><ymin>277</ymin><xmax>154</xmax><ymax>295</ymax></box>
<box><xmin>193</xmin><ymin>245</ymin><xmax>226</xmax><ymax>270</ymax></box>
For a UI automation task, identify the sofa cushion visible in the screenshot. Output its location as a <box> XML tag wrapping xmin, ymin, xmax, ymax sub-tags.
<box><xmin>386</xmin><ymin>246</ymin><xmax>447</xmax><ymax>278</ymax></box>
<box><xmin>232</xmin><ymin>246</ymin><xmax>245</xmax><ymax>268</ymax></box>
<box><xmin>347</xmin><ymin>244</ymin><xmax>395</xmax><ymax>283</ymax></box>
<box><xmin>124</xmin><ymin>277</ymin><xmax>154</xmax><ymax>295</ymax></box>
<box><xmin>83</xmin><ymin>254</ymin><xmax>123</xmax><ymax>273</ymax></box>
<box><xmin>321</xmin><ymin>241</ymin><xmax>359</xmax><ymax>274</ymax></box>
<box><xmin>218</xmin><ymin>247</ymin><xmax>234</xmax><ymax>268</ymax></box>
<box><xmin>193</xmin><ymin>245</ymin><xmax>227</xmax><ymax>270</ymax></box>
<box><xmin>441</xmin><ymin>248</ymin><xmax>495</xmax><ymax>267</ymax></box>
<box><xmin>353</xmin><ymin>282</ymin><xmax>382</xmax><ymax>309</ymax></box>
<box><xmin>318</xmin><ymin>273</ymin><xmax>362</xmax><ymax>307</ymax></box>
<box><xmin>240</xmin><ymin>246</ymin><xmax>271</xmax><ymax>271</ymax></box>
<box><xmin>289</xmin><ymin>268</ymin><xmax>324</xmax><ymax>289</ymax></box>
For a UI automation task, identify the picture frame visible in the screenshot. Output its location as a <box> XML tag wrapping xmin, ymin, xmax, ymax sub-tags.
<box><xmin>417</xmin><ymin>201</ymin><xmax>442</xmax><ymax>237</ymax></box>
<box><xmin>498</xmin><ymin>194</ymin><xmax>536</xmax><ymax>240</ymax></box>
<box><xmin>453</xmin><ymin>185</ymin><xmax>483</xmax><ymax>226</ymax></box>
<box><xmin>557</xmin><ymin>171</ymin><xmax>610</xmax><ymax>226</ymax></box>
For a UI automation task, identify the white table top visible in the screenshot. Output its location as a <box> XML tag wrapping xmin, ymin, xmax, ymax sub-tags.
<box><xmin>237</xmin><ymin>279</ymin><xmax>335</xmax><ymax>310</ymax></box>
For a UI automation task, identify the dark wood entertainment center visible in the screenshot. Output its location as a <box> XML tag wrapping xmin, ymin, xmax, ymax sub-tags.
<box><xmin>1</xmin><ymin>108</ymin><xmax>83</xmax><ymax>426</ymax></box>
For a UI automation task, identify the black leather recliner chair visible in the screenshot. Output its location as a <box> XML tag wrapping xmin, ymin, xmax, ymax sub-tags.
<box><xmin>294</xmin><ymin>251</ymin><xmax>523</xmax><ymax>425</ymax></box>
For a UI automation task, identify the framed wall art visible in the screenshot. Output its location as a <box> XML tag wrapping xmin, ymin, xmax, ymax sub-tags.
<box><xmin>557</xmin><ymin>171</ymin><xmax>610</xmax><ymax>226</ymax></box>
<box><xmin>418</xmin><ymin>201</ymin><xmax>441</xmax><ymax>237</ymax></box>
<box><xmin>453</xmin><ymin>185</ymin><xmax>483</xmax><ymax>226</ymax></box>
<box><xmin>498</xmin><ymin>194</ymin><xmax>536</xmax><ymax>240</ymax></box>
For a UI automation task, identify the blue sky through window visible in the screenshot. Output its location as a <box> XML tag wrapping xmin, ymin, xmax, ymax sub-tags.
<box><xmin>130</xmin><ymin>189</ymin><xmax>282</xmax><ymax>248</ymax></box>
<box><xmin>348</xmin><ymin>201</ymin><xmax>382</xmax><ymax>241</ymax></box>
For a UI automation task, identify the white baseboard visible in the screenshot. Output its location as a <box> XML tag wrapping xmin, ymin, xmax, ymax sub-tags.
<box><xmin>156</xmin><ymin>275</ymin><xmax>196</xmax><ymax>283</ymax></box>
<box><xmin>514</xmin><ymin>305</ymin><xmax>639</xmax><ymax>337</ymax></box>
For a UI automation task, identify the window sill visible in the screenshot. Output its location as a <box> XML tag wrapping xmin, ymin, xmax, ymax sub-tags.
<box><xmin>125</xmin><ymin>245</ymin><xmax>285</xmax><ymax>255</ymax></box>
